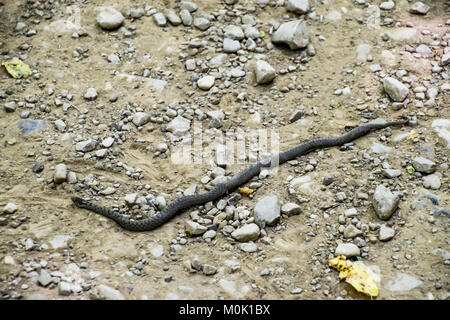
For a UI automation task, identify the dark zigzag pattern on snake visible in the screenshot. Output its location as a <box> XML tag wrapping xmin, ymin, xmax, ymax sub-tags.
<box><xmin>71</xmin><ymin>119</ymin><xmax>409</xmax><ymax>232</ymax></box>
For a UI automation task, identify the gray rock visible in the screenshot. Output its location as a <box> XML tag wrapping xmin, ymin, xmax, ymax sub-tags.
<box><xmin>54</xmin><ymin>119</ymin><xmax>66</xmax><ymax>132</ymax></box>
<box><xmin>129</xmin><ymin>8</ymin><xmax>144</xmax><ymax>19</ymax></box>
<box><xmin>185</xmin><ymin>220</ymin><xmax>207</xmax><ymax>236</ymax></box>
<box><xmin>423</xmin><ymin>173</ymin><xmax>441</xmax><ymax>190</ymax></box>
<box><xmin>166</xmin><ymin>115</ymin><xmax>191</xmax><ymax>136</ymax></box>
<box><xmin>231</xmin><ymin>223</ymin><xmax>260</xmax><ymax>242</ymax></box>
<box><xmin>416</xmin><ymin>44</ymin><xmax>432</xmax><ymax>56</ymax></box>
<box><xmin>380</xmin><ymin>1</ymin><xmax>395</xmax><ymax>10</ymax></box>
<box><xmin>132</xmin><ymin>112</ymin><xmax>150</xmax><ymax>126</ymax></box>
<box><xmin>3</xmin><ymin>203</ymin><xmax>18</xmax><ymax>214</ymax></box>
<box><xmin>124</xmin><ymin>193</ymin><xmax>137</xmax><ymax>205</ymax></box>
<box><xmin>107</xmin><ymin>53</ymin><xmax>120</xmax><ymax>64</ymax></box>
<box><xmin>38</xmin><ymin>269</ymin><xmax>53</xmax><ymax>287</ymax></box>
<box><xmin>239</xmin><ymin>241</ymin><xmax>258</xmax><ymax>253</ymax></box>
<box><xmin>101</xmin><ymin>137</ymin><xmax>114</xmax><ymax>148</ymax></box>
<box><xmin>409</xmin><ymin>1</ymin><xmax>430</xmax><ymax>15</ymax></box>
<box><xmin>442</xmin><ymin>53</ymin><xmax>450</xmax><ymax>66</ymax></box>
<box><xmin>58</xmin><ymin>282</ymin><xmax>72</xmax><ymax>296</ymax></box>
<box><xmin>197</xmin><ymin>75</ymin><xmax>215</xmax><ymax>90</ymax></box>
<box><xmin>382</xmin><ymin>168</ymin><xmax>402</xmax><ymax>178</ymax></box>
<box><xmin>343</xmin><ymin>225</ymin><xmax>363</xmax><ymax>238</ymax></box>
<box><xmin>286</xmin><ymin>0</ymin><xmax>310</xmax><ymax>14</ymax></box>
<box><xmin>254</xmin><ymin>60</ymin><xmax>276</xmax><ymax>84</ymax></box>
<box><xmin>223</xmin><ymin>38</ymin><xmax>241</xmax><ymax>53</ymax></box>
<box><xmin>193</xmin><ymin>17</ymin><xmax>210</xmax><ymax>31</ymax></box>
<box><xmin>209</xmin><ymin>54</ymin><xmax>227</xmax><ymax>67</ymax></box>
<box><xmin>4</xmin><ymin>101</ymin><xmax>16</xmax><ymax>112</ymax></box>
<box><xmin>224</xmin><ymin>25</ymin><xmax>244</xmax><ymax>40</ymax></box>
<box><xmin>166</xmin><ymin>11</ymin><xmax>181</xmax><ymax>26</ymax></box>
<box><xmin>254</xmin><ymin>195</ymin><xmax>280</xmax><ymax>227</ymax></box>
<box><xmin>383</xmin><ymin>77</ymin><xmax>409</xmax><ymax>102</ymax></box>
<box><xmin>25</xmin><ymin>238</ymin><xmax>35</xmax><ymax>251</ymax></box>
<box><xmin>372</xmin><ymin>184</ymin><xmax>399</xmax><ymax>220</ymax></box>
<box><xmin>97</xmin><ymin>284</ymin><xmax>125</xmax><ymax>300</ymax></box>
<box><xmin>271</xmin><ymin>20</ymin><xmax>309</xmax><ymax>50</ymax></box>
<box><xmin>54</xmin><ymin>163</ymin><xmax>67</xmax><ymax>184</ymax></box>
<box><xmin>411</xmin><ymin>156</ymin><xmax>436</xmax><ymax>173</ymax></box>
<box><xmin>244</xmin><ymin>26</ymin><xmax>260</xmax><ymax>39</ymax></box>
<box><xmin>203</xmin><ymin>230</ymin><xmax>216</xmax><ymax>240</ymax></box>
<box><xmin>83</xmin><ymin>87</ymin><xmax>98</xmax><ymax>101</ymax></box>
<box><xmin>179</xmin><ymin>9</ymin><xmax>193</xmax><ymax>26</ymax></box>
<box><xmin>379</xmin><ymin>224</ymin><xmax>395</xmax><ymax>241</ymax></box>
<box><xmin>180</xmin><ymin>1</ymin><xmax>198</xmax><ymax>12</ymax></box>
<box><xmin>289</xmin><ymin>109</ymin><xmax>304</xmax><ymax>123</ymax></box>
<box><xmin>96</xmin><ymin>7</ymin><xmax>125</xmax><ymax>30</ymax></box>
<box><xmin>185</xmin><ymin>59</ymin><xmax>196</xmax><ymax>71</ymax></box>
<box><xmin>335</xmin><ymin>243</ymin><xmax>360</xmax><ymax>257</ymax></box>
<box><xmin>281</xmin><ymin>203</ymin><xmax>302</xmax><ymax>216</ymax></box>
<box><xmin>75</xmin><ymin>139</ymin><xmax>97</xmax><ymax>152</ymax></box>
<box><xmin>153</xmin><ymin>13</ymin><xmax>167</xmax><ymax>27</ymax></box>
<box><xmin>202</xmin><ymin>264</ymin><xmax>217</xmax><ymax>275</ymax></box>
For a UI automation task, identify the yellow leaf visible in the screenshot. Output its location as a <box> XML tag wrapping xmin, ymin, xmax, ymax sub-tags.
<box><xmin>2</xmin><ymin>59</ymin><xmax>31</xmax><ymax>79</ymax></box>
<box><xmin>409</xmin><ymin>133</ymin><xmax>419</xmax><ymax>139</ymax></box>
<box><xmin>237</xmin><ymin>187</ymin><xmax>254</xmax><ymax>195</ymax></box>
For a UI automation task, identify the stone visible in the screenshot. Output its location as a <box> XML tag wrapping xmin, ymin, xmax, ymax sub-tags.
<box><xmin>3</xmin><ymin>203</ymin><xmax>18</xmax><ymax>214</ymax></box>
<box><xmin>166</xmin><ymin>11</ymin><xmax>181</xmax><ymax>26</ymax></box>
<box><xmin>96</xmin><ymin>7</ymin><xmax>125</xmax><ymax>30</ymax></box>
<box><xmin>75</xmin><ymin>139</ymin><xmax>97</xmax><ymax>152</ymax></box>
<box><xmin>383</xmin><ymin>77</ymin><xmax>408</xmax><ymax>102</ymax></box>
<box><xmin>209</xmin><ymin>54</ymin><xmax>227</xmax><ymax>67</ymax></box>
<box><xmin>223</xmin><ymin>38</ymin><xmax>241</xmax><ymax>53</ymax></box>
<box><xmin>180</xmin><ymin>1</ymin><xmax>198</xmax><ymax>12</ymax></box>
<box><xmin>223</xmin><ymin>25</ymin><xmax>244</xmax><ymax>40</ymax></box>
<box><xmin>411</xmin><ymin>157</ymin><xmax>436</xmax><ymax>173</ymax></box>
<box><xmin>4</xmin><ymin>101</ymin><xmax>16</xmax><ymax>112</ymax></box>
<box><xmin>239</xmin><ymin>241</ymin><xmax>258</xmax><ymax>253</ymax></box>
<box><xmin>185</xmin><ymin>220</ymin><xmax>207</xmax><ymax>236</ymax></box>
<box><xmin>432</xmin><ymin>119</ymin><xmax>450</xmax><ymax>149</ymax></box>
<box><xmin>83</xmin><ymin>87</ymin><xmax>98</xmax><ymax>101</ymax></box>
<box><xmin>271</xmin><ymin>20</ymin><xmax>309</xmax><ymax>50</ymax></box>
<box><xmin>54</xmin><ymin>164</ymin><xmax>67</xmax><ymax>184</ymax></box>
<box><xmin>379</xmin><ymin>224</ymin><xmax>395</xmax><ymax>241</ymax></box>
<box><xmin>372</xmin><ymin>185</ymin><xmax>399</xmax><ymax>220</ymax></box>
<box><xmin>132</xmin><ymin>112</ymin><xmax>150</xmax><ymax>127</ymax></box>
<box><xmin>254</xmin><ymin>60</ymin><xmax>276</xmax><ymax>84</ymax></box>
<box><xmin>107</xmin><ymin>53</ymin><xmax>120</xmax><ymax>64</ymax></box>
<box><xmin>385</xmin><ymin>273</ymin><xmax>423</xmax><ymax>291</ymax></box>
<box><xmin>153</xmin><ymin>13</ymin><xmax>167</xmax><ymax>27</ymax></box>
<box><xmin>180</xmin><ymin>9</ymin><xmax>192</xmax><ymax>26</ymax></box>
<box><xmin>166</xmin><ymin>115</ymin><xmax>191</xmax><ymax>136</ymax></box>
<box><xmin>281</xmin><ymin>203</ymin><xmax>302</xmax><ymax>216</ymax></box>
<box><xmin>197</xmin><ymin>75</ymin><xmax>215</xmax><ymax>90</ymax></box>
<box><xmin>335</xmin><ymin>243</ymin><xmax>360</xmax><ymax>257</ymax></box>
<box><xmin>202</xmin><ymin>264</ymin><xmax>217</xmax><ymax>275</ymax></box>
<box><xmin>203</xmin><ymin>230</ymin><xmax>216</xmax><ymax>240</ymax></box>
<box><xmin>416</xmin><ymin>44</ymin><xmax>432</xmax><ymax>56</ymax></box>
<box><xmin>38</xmin><ymin>269</ymin><xmax>53</xmax><ymax>287</ymax></box>
<box><xmin>423</xmin><ymin>173</ymin><xmax>441</xmax><ymax>190</ymax></box>
<box><xmin>54</xmin><ymin>119</ymin><xmax>66</xmax><ymax>132</ymax></box>
<box><xmin>382</xmin><ymin>168</ymin><xmax>402</xmax><ymax>178</ymax></box>
<box><xmin>185</xmin><ymin>59</ymin><xmax>196</xmax><ymax>71</ymax></box>
<box><xmin>286</xmin><ymin>0</ymin><xmax>310</xmax><ymax>14</ymax></box>
<box><xmin>193</xmin><ymin>17</ymin><xmax>210</xmax><ymax>31</ymax></box>
<box><xmin>231</xmin><ymin>223</ymin><xmax>260</xmax><ymax>242</ymax></box>
<box><xmin>409</xmin><ymin>2</ymin><xmax>430</xmax><ymax>15</ymax></box>
<box><xmin>442</xmin><ymin>53</ymin><xmax>450</xmax><ymax>66</ymax></box>
<box><xmin>343</xmin><ymin>225</ymin><xmax>363</xmax><ymax>238</ymax></box>
<box><xmin>124</xmin><ymin>193</ymin><xmax>137</xmax><ymax>205</ymax></box>
<box><xmin>380</xmin><ymin>1</ymin><xmax>395</xmax><ymax>10</ymax></box>
<box><xmin>97</xmin><ymin>284</ymin><xmax>125</xmax><ymax>300</ymax></box>
<box><xmin>254</xmin><ymin>195</ymin><xmax>280</xmax><ymax>227</ymax></box>
<box><xmin>58</xmin><ymin>282</ymin><xmax>72</xmax><ymax>296</ymax></box>
<box><xmin>357</xmin><ymin>44</ymin><xmax>372</xmax><ymax>62</ymax></box>
<box><xmin>102</xmin><ymin>137</ymin><xmax>114</xmax><ymax>148</ymax></box>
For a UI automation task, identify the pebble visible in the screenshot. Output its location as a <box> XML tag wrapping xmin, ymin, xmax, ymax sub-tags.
<box><xmin>97</xmin><ymin>284</ymin><xmax>125</xmax><ymax>300</ymax></box>
<box><xmin>37</xmin><ymin>269</ymin><xmax>53</xmax><ymax>287</ymax></box>
<box><xmin>411</xmin><ymin>157</ymin><xmax>436</xmax><ymax>174</ymax></box>
<box><xmin>223</xmin><ymin>25</ymin><xmax>244</xmax><ymax>40</ymax></box>
<box><xmin>180</xmin><ymin>1</ymin><xmax>198</xmax><ymax>13</ymax></box>
<box><xmin>286</xmin><ymin>0</ymin><xmax>310</xmax><ymax>14</ymax></box>
<box><xmin>132</xmin><ymin>112</ymin><xmax>150</xmax><ymax>127</ymax></box>
<box><xmin>254</xmin><ymin>60</ymin><xmax>276</xmax><ymax>84</ymax></box>
<box><xmin>96</xmin><ymin>7</ymin><xmax>125</xmax><ymax>30</ymax></box>
<box><xmin>124</xmin><ymin>193</ymin><xmax>137</xmax><ymax>205</ymax></box>
<box><xmin>102</xmin><ymin>137</ymin><xmax>114</xmax><ymax>148</ymax></box>
<box><xmin>271</xmin><ymin>20</ymin><xmax>309</xmax><ymax>50</ymax></box>
<box><xmin>239</xmin><ymin>241</ymin><xmax>258</xmax><ymax>253</ymax></box>
<box><xmin>3</xmin><ymin>203</ymin><xmax>18</xmax><ymax>214</ymax></box>
<box><xmin>385</xmin><ymin>273</ymin><xmax>423</xmax><ymax>291</ymax></box>
<box><xmin>409</xmin><ymin>1</ymin><xmax>430</xmax><ymax>15</ymax></box>
<box><xmin>380</xmin><ymin>1</ymin><xmax>395</xmax><ymax>10</ymax></box>
<box><xmin>180</xmin><ymin>9</ymin><xmax>193</xmax><ymax>26</ymax></box>
<box><xmin>254</xmin><ymin>195</ymin><xmax>280</xmax><ymax>228</ymax></box>
<box><xmin>281</xmin><ymin>203</ymin><xmax>302</xmax><ymax>216</ymax></box>
<box><xmin>153</xmin><ymin>13</ymin><xmax>167</xmax><ymax>27</ymax></box>
<box><xmin>223</xmin><ymin>38</ymin><xmax>241</xmax><ymax>53</ymax></box>
<box><xmin>383</xmin><ymin>168</ymin><xmax>402</xmax><ymax>179</ymax></box>
<box><xmin>383</xmin><ymin>77</ymin><xmax>409</xmax><ymax>102</ymax></box>
<box><xmin>193</xmin><ymin>17</ymin><xmax>211</xmax><ymax>31</ymax></box>
<box><xmin>335</xmin><ymin>243</ymin><xmax>360</xmax><ymax>257</ymax></box>
<box><xmin>54</xmin><ymin>119</ymin><xmax>66</xmax><ymax>132</ymax></box>
<box><xmin>166</xmin><ymin>115</ymin><xmax>191</xmax><ymax>136</ymax></box>
<box><xmin>75</xmin><ymin>139</ymin><xmax>97</xmax><ymax>152</ymax></box>
<box><xmin>372</xmin><ymin>185</ymin><xmax>399</xmax><ymax>220</ymax></box>
<box><xmin>58</xmin><ymin>282</ymin><xmax>72</xmax><ymax>296</ymax></box>
<box><xmin>379</xmin><ymin>224</ymin><xmax>395</xmax><ymax>241</ymax></box>
<box><xmin>83</xmin><ymin>87</ymin><xmax>98</xmax><ymax>101</ymax></box>
<box><xmin>343</xmin><ymin>225</ymin><xmax>363</xmax><ymax>238</ymax></box>
<box><xmin>423</xmin><ymin>173</ymin><xmax>441</xmax><ymax>190</ymax></box>
<box><xmin>54</xmin><ymin>163</ymin><xmax>67</xmax><ymax>184</ymax></box>
<box><xmin>166</xmin><ymin>11</ymin><xmax>181</xmax><ymax>26</ymax></box>
<box><xmin>197</xmin><ymin>75</ymin><xmax>215</xmax><ymax>90</ymax></box>
<box><xmin>4</xmin><ymin>101</ymin><xmax>16</xmax><ymax>112</ymax></box>
<box><xmin>185</xmin><ymin>220</ymin><xmax>207</xmax><ymax>236</ymax></box>
<box><xmin>231</xmin><ymin>223</ymin><xmax>260</xmax><ymax>242</ymax></box>
<box><xmin>202</xmin><ymin>264</ymin><xmax>217</xmax><ymax>275</ymax></box>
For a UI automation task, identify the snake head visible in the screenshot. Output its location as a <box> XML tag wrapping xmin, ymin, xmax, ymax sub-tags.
<box><xmin>71</xmin><ymin>197</ymin><xmax>89</xmax><ymax>208</ymax></box>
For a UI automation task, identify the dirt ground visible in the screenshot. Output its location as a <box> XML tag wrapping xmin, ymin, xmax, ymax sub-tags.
<box><xmin>0</xmin><ymin>0</ymin><xmax>448</xmax><ymax>300</ymax></box>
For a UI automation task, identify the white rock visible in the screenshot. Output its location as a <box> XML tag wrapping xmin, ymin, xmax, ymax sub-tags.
<box><xmin>83</xmin><ymin>87</ymin><xmax>98</xmax><ymax>101</ymax></box>
<box><xmin>223</xmin><ymin>25</ymin><xmax>244</xmax><ymax>40</ymax></box>
<box><xmin>132</xmin><ymin>112</ymin><xmax>150</xmax><ymax>126</ymax></box>
<box><xmin>185</xmin><ymin>220</ymin><xmax>207</xmax><ymax>236</ymax></box>
<box><xmin>153</xmin><ymin>13</ymin><xmax>167</xmax><ymax>26</ymax></box>
<box><xmin>254</xmin><ymin>195</ymin><xmax>280</xmax><ymax>227</ymax></box>
<box><xmin>54</xmin><ymin>119</ymin><xmax>66</xmax><ymax>132</ymax></box>
<box><xmin>383</xmin><ymin>77</ymin><xmax>409</xmax><ymax>102</ymax></box>
<box><xmin>54</xmin><ymin>164</ymin><xmax>67</xmax><ymax>184</ymax></box>
<box><xmin>97</xmin><ymin>284</ymin><xmax>125</xmax><ymax>300</ymax></box>
<box><xmin>124</xmin><ymin>193</ymin><xmax>138</xmax><ymax>205</ymax></box>
<box><xmin>379</xmin><ymin>224</ymin><xmax>395</xmax><ymax>241</ymax></box>
<box><xmin>271</xmin><ymin>20</ymin><xmax>309</xmax><ymax>50</ymax></box>
<box><xmin>380</xmin><ymin>1</ymin><xmax>395</xmax><ymax>10</ymax></box>
<box><xmin>335</xmin><ymin>243</ymin><xmax>360</xmax><ymax>257</ymax></box>
<box><xmin>96</xmin><ymin>7</ymin><xmax>125</xmax><ymax>30</ymax></box>
<box><xmin>357</xmin><ymin>44</ymin><xmax>371</xmax><ymax>62</ymax></box>
<box><xmin>197</xmin><ymin>75</ymin><xmax>215</xmax><ymax>90</ymax></box>
<box><xmin>411</xmin><ymin>156</ymin><xmax>436</xmax><ymax>173</ymax></box>
<box><xmin>372</xmin><ymin>185</ymin><xmax>399</xmax><ymax>220</ymax></box>
<box><xmin>193</xmin><ymin>17</ymin><xmax>210</xmax><ymax>31</ymax></box>
<box><xmin>286</xmin><ymin>0</ymin><xmax>310</xmax><ymax>14</ymax></box>
<box><xmin>281</xmin><ymin>203</ymin><xmax>302</xmax><ymax>216</ymax></box>
<box><xmin>432</xmin><ymin>119</ymin><xmax>450</xmax><ymax>149</ymax></box>
<box><xmin>231</xmin><ymin>223</ymin><xmax>260</xmax><ymax>242</ymax></box>
<box><xmin>102</xmin><ymin>137</ymin><xmax>114</xmax><ymax>148</ymax></box>
<box><xmin>3</xmin><ymin>203</ymin><xmax>18</xmax><ymax>214</ymax></box>
<box><xmin>254</xmin><ymin>60</ymin><xmax>276</xmax><ymax>84</ymax></box>
<box><xmin>75</xmin><ymin>139</ymin><xmax>97</xmax><ymax>152</ymax></box>
<box><xmin>223</xmin><ymin>38</ymin><xmax>241</xmax><ymax>53</ymax></box>
<box><xmin>409</xmin><ymin>1</ymin><xmax>429</xmax><ymax>15</ymax></box>
<box><xmin>166</xmin><ymin>115</ymin><xmax>191</xmax><ymax>136</ymax></box>
<box><xmin>423</xmin><ymin>173</ymin><xmax>441</xmax><ymax>190</ymax></box>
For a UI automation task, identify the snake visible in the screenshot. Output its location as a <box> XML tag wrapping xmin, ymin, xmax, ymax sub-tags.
<box><xmin>71</xmin><ymin>118</ymin><xmax>410</xmax><ymax>232</ymax></box>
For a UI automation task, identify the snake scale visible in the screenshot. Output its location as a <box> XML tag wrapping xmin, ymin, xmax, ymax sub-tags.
<box><xmin>72</xmin><ymin>119</ymin><xmax>409</xmax><ymax>232</ymax></box>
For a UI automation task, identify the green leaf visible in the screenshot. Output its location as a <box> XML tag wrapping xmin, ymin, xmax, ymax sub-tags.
<box><xmin>258</xmin><ymin>30</ymin><xmax>265</xmax><ymax>38</ymax></box>
<box><xmin>407</xmin><ymin>166</ymin><xmax>415</xmax><ymax>174</ymax></box>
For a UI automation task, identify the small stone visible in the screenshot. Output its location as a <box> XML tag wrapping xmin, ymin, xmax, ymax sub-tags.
<box><xmin>380</xmin><ymin>1</ymin><xmax>395</xmax><ymax>10</ymax></box>
<box><xmin>286</xmin><ymin>0</ymin><xmax>310</xmax><ymax>14</ymax></box>
<box><xmin>197</xmin><ymin>75</ymin><xmax>215</xmax><ymax>90</ymax></box>
<box><xmin>97</xmin><ymin>284</ymin><xmax>125</xmax><ymax>300</ymax></box>
<box><xmin>166</xmin><ymin>115</ymin><xmax>191</xmax><ymax>136</ymax></box>
<box><xmin>185</xmin><ymin>59</ymin><xmax>196</xmax><ymax>71</ymax></box>
<box><xmin>254</xmin><ymin>195</ymin><xmax>280</xmax><ymax>228</ymax></box>
<box><xmin>124</xmin><ymin>193</ymin><xmax>137</xmax><ymax>205</ymax></box>
<box><xmin>441</xmin><ymin>53</ymin><xmax>450</xmax><ymax>66</ymax></box>
<box><xmin>132</xmin><ymin>112</ymin><xmax>150</xmax><ymax>127</ymax></box>
<box><xmin>3</xmin><ymin>203</ymin><xmax>18</xmax><ymax>214</ymax></box>
<box><xmin>343</xmin><ymin>225</ymin><xmax>363</xmax><ymax>238</ymax></box>
<box><xmin>423</xmin><ymin>173</ymin><xmax>441</xmax><ymax>190</ymax></box>
<box><xmin>107</xmin><ymin>53</ymin><xmax>120</xmax><ymax>64</ymax></box>
<box><xmin>83</xmin><ymin>87</ymin><xmax>98</xmax><ymax>101</ymax></box>
<box><xmin>202</xmin><ymin>264</ymin><xmax>217</xmax><ymax>275</ymax></box>
<box><xmin>289</xmin><ymin>109</ymin><xmax>304</xmax><ymax>123</ymax></box>
<box><xmin>411</xmin><ymin>157</ymin><xmax>436</xmax><ymax>173</ymax></box>
<box><xmin>281</xmin><ymin>203</ymin><xmax>302</xmax><ymax>216</ymax></box>
<box><xmin>203</xmin><ymin>230</ymin><xmax>216</xmax><ymax>240</ymax></box>
<box><xmin>166</xmin><ymin>11</ymin><xmax>181</xmax><ymax>26</ymax></box>
<box><xmin>335</xmin><ymin>243</ymin><xmax>360</xmax><ymax>257</ymax></box>
<box><xmin>54</xmin><ymin>164</ymin><xmax>67</xmax><ymax>184</ymax></box>
<box><xmin>193</xmin><ymin>17</ymin><xmax>210</xmax><ymax>31</ymax></box>
<box><xmin>372</xmin><ymin>185</ymin><xmax>399</xmax><ymax>220</ymax></box>
<box><xmin>254</xmin><ymin>60</ymin><xmax>276</xmax><ymax>84</ymax></box>
<box><xmin>185</xmin><ymin>220</ymin><xmax>207</xmax><ymax>236</ymax></box>
<box><xmin>4</xmin><ymin>101</ymin><xmax>16</xmax><ymax>112</ymax></box>
<box><xmin>271</xmin><ymin>20</ymin><xmax>309</xmax><ymax>50</ymax></box>
<box><xmin>153</xmin><ymin>13</ymin><xmax>167</xmax><ymax>27</ymax></box>
<box><xmin>38</xmin><ymin>269</ymin><xmax>53</xmax><ymax>287</ymax></box>
<box><xmin>180</xmin><ymin>1</ymin><xmax>198</xmax><ymax>13</ymax></box>
<box><xmin>383</xmin><ymin>168</ymin><xmax>402</xmax><ymax>178</ymax></box>
<box><xmin>102</xmin><ymin>137</ymin><xmax>114</xmax><ymax>148</ymax></box>
<box><xmin>239</xmin><ymin>241</ymin><xmax>258</xmax><ymax>253</ymax></box>
<box><xmin>231</xmin><ymin>223</ymin><xmax>260</xmax><ymax>242</ymax></box>
<box><xmin>75</xmin><ymin>139</ymin><xmax>97</xmax><ymax>152</ymax></box>
<box><xmin>223</xmin><ymin>25</ymin><xmax>244</xmax><ymax>40</ymax></box>
<box><xmin>54</xmin><ymin>119</ymin><xmax>66</xmax><ymax>132</ymax></box>
<box><xmin>223</xmin><ymin>38</ymin><xmax>241</xmax><ymax>53</ymax></box>
<box><xmin>58</xmin><ymin>282</ymin><xmax>72</xmax><ymax>296</ymax></box>
<box><xmin>383</xmin><ymin>77</ymin><xmax>409</xmax><ymax>102</ymax></box>
<box><xmin>96</xmin><ymin>7</ymin><xmax>125</xmax><ymax>30</ymax></box>
<box><xmin>409</xmin><ymin>1</ymin><xmax>430</xmax><ymax>15</ymax></box>
<box><xmin>180</xmin><ymin>9</ymin><xmax>193</xmax><ymax>26</ymax></box>
<box><xmin>379</xmin><ymin>224</ymin><xmax>395</xmax><ymax>241</ymax></box>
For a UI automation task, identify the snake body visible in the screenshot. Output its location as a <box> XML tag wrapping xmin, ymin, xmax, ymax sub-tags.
<box><xmin>72</xmin><ymin>119</ymin><xmax>409</xmax><ymax>232</ymax></box>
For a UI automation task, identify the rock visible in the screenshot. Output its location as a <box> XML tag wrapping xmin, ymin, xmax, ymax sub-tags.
<box><xmin>385</xmin><ymin>272</ymin><xmax>423</xmax><ymax>291</ymax></box>
<box><xmin>343</xmin><ymin>225</ymin><xmax>363</xmax><ymax>238</ymax></box>
<box><xmin>83</xmin><ymin>87</ymin><xmax>98</xmax><ymax>101</ymax></box>
<box><xmin>335</xmin><ymin>243</ymin><xmax>360</xmax><ymax>257</ymax></box>
<box><xmin>180</xmin><ymin>9</ymin><xmax>192</xmax><ymax>26</ymax></box>
<box><xmin>423</xmin><ymin>173</ymin><xmax>441</xmax><ymax>190</ymax></box>
<box><xmin>38</xmin><ymin>269</ymin><xmax>53</xmax><ymax>287</ymax></box>
<box><xmin>223</xmin><ymin>25</ymin><xmax>244</xmax><ymax>40</ymax></box>
<box><xmin>203</xmin><ymin>230</ymin><xmax>216</xmax><ymax>240</ymax></box>
<box><xmin>75</xmin><ymin>139</ymin><xmax>97</xmax><ymax>152</ymax></box>
<box><xmin>254</xmin><ymin>195</ymin><xmax>280</xmax><ymax>227</ymax></box>
<box><xmin>180</xmin><ymin>1</ymin><xmax>198</xmax><ymax>12</ymax></box>
<box><xmin>58</xmin><ymin>282</ymin><xmax>72</xmax><ymax>296</ymax></box>
<box><xmin>432</xmin><ymin>119</ymin><xmax>450</xmax><ymax>149</ymax></box>
<box><xmin>54</xmin><ymin>163</ymin><xmax>67</xmax><ymax>184</ymax></box>
<box><xmin>379</xmin><ymin>224</ymin><xmax>395</xmax><ymax>241</ymax></box>
<box><xmin>271</xmin><ymin>20</ymin><xmax>309</xmax><ymax>50</ymax></box>
<box><xmin>281</xmin><ymin>203</ymin><xmax>302</xmax><ymax>216</ymax></box>
<box><xmin>383</xmin><ymin>77</ymin><xmax>409</xmax><ymax>102</ymax></box>
<box><xmin>409</xmin><ymin>1</ymin><xmax>430</xmax><ymax>15</ymax></box>
<box><xmin>97</xmin><ymin>284</ymin><xmax>125</xmax><ymax>300</ymax></box>
<box><xmin>223</xmin><ymin>38</ymin><xmax>241</xmax><ymax>53</ymax></box>
<box><xmin>202</xmin><ymin>264</ymin><xmax>217</xmax><ymax>275</ymax></box>
<box><xmin>286</xmin><ymin>0</ymin><xmax>310</xmax><ymax>14</ymax></box>
<box><xmin>124</xmin><ymin>193</ymin><xmax>137</xmax><ymax>205</ymax></box>
<box><xmin>416</xmin><ymin>44</ymin><xmax>432</xmax><ymax>56</ymax></box>
<box><xmin>3</xmin><ymin>203</ymin><xmax>18</xmax><ymax>214</ymax></box>
<box><xmin>54</xmin><ymin>119</ymin><xmax>66</xmax><ymax>132</ymax></box>
<box><xmin>382</xmin><ymin>168</ymin><xmax>402</xmax><ymax>178</ymax></box>
<box><xmin>231</xmin><ymin>223</ymin><xmax>260</xmax><ymax>242</ymax></box>
<box><xmin>372</xmin><ymin>185</ymin><xmax>399</xmax><ymax>220</ymax></box>
<box><xmin>132</xmin><ymin>112</ymin><xmax>150</xmax><ymax>126</ymax></box>
<box><xmin>101</xmin><ymin>137</ymin><xmax>114</xmax><ymax>148</ymax></box>
<box><xmin>96</xmin><ymin>7</ymin><xmax>125</xmax><ymax>30</ymax></box>
<box><xmin>185</xmin><ymin>59</ymin><xmax>196</xmax><ymax>71</ymax></box>
<box><xmin>209</xmin><ymin>54</ymin><xmax>227</xmax><ymax>68</ymax></box>
<box><xmin>185</xmin><ymin>220</ymin><xmax>207</xmax><ymax>236</ymax></box>
<box><xmin>193</xmin><ymin>17</ymin><xmax>210</xmax><ymax>31</ymax></box>
<box><xmin>166</xmin><ymin>11</ymin><xmax>181</xmax><ymax>26</ymax></box>
<box><xmin>153</xmin><ymin>13</ymin><xmax>167</xmax><ymax>27</ymax></box>
<box><xmin>411</xmin><ymin>157</ymin><xmax>436</xmax><ymax>173</ymax></box>
<box><xmin>380</xmin><ymin>1</ymin><xmax>395</xmax><ymax>10</ymax></box>
<box><xmin>442</xmin><ymin>53</ymin><xmax>450</xmax><ymax>66</ymax></box>
<box><xmin>254</xmin><ymin>60</ymin><xmax>276</xmax><ymax>84</ymax></box>
<box><xmin>4</xmin><ymin>101</ymin><xmax>16</xmax><ymax>112</ymax></box>
<box><xmin>197</xmin><ymin>75</ymin><xmax>215</xmax><ymax>90</ymax></box>
<box><xmin>239</xmin><ymin>241</ymin><xmax>258</xmax><ymax>253</ymax></box>
<box><xmin>166</xmin><ymin>115</ymin><xmax>191</xmax><ymax>136</ymax></box>
<box><xmin>289</xmin><ymin>109</ymin><xmax>304</xmax><ymax>123</ymax></box>
<box><xmin>357</xmin><ymin>44</ymin><xmax>372</xmax><ymax>62</ymax></box>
